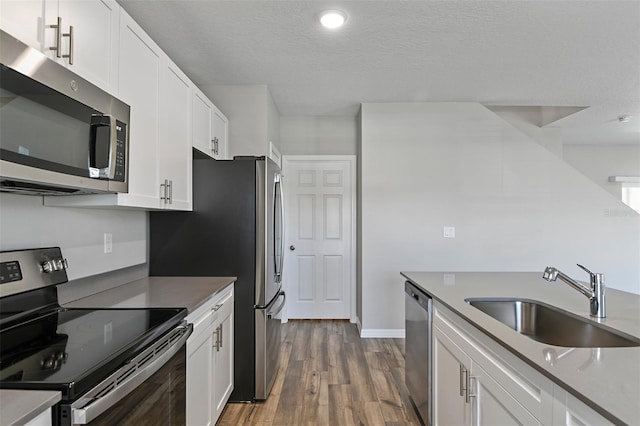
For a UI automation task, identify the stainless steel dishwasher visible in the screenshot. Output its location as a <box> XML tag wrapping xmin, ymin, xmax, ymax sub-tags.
<box><xmin>405</xmin><ymin>280</ymin><xmax>433</xmax><ymax>426</ymax></box>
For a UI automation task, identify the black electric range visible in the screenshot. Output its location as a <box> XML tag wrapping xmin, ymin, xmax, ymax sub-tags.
<box><xmin>0</xmin><ymin>247</ymin><xmax>191</xmax><ymax>425</ymax></box>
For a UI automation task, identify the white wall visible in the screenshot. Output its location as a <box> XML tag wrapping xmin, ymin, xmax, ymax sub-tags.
<box><xmin>0</xmin><ymin>193</ymin><xmax>147</xmax><ymax>282</ymax></box>
<box><xmin>203</xmin><ymin>84</ymin><xmax>280</xmax><ymax>157</ymax></box>
<box><xmin>279</xmin><ymin>116</ymin><xmax>357</xmax><ymax>155</ymax></box>
<box><xmin>359</xmin><ymin>102</ymin><xmax>640</xmax><ymax>333</ymax></box>
<box><xmin>563</xmin><ymin>144</ymin><xmax>640</xmax><ymax>198</ymax></box>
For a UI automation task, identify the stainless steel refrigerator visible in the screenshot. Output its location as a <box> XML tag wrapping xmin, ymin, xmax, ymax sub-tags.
<box><xmin>149</xmin><ymin>155</ymin><xmax>285</xmax><ymax>402</ymax></box>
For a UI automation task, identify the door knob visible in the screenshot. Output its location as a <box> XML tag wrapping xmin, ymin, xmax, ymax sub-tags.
<box><xmin>289</xmin><ymin>245</ymin><xmax>295</xmax><ymax>251</ymax></box>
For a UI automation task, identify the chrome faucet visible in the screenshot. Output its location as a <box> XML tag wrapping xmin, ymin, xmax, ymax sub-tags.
<box><xmin>542</xmin><ymin>264</ymin><xmax>606</xmax><ymax>318</ymax></box>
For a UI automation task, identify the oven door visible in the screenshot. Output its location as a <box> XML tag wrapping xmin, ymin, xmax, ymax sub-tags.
<box><xmin>61</xmin><ymin>323</ymin><xmax>191</xmax><ymax>426</ymax></box>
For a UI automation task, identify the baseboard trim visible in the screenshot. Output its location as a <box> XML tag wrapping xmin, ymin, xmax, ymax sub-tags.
<box><xmin>359</xmin><ymin>328</ymin><xmax>405</xmax><ymax>339</ymax></box>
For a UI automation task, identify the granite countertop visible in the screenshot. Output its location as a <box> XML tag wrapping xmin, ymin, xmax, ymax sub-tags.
<box><xmin>401</xmin><ymin>271</ymin><xmax>640</xmax><ymax>426</ymax></box>
<box><xmin>63</xmin><ymin>276</ymin><xmax>236</xmax><ymax>313</ymax></box>
<box><xmin>0</xmin><ymin>390</ymin><xmax>61</xmax><ymax>426</ymax></box>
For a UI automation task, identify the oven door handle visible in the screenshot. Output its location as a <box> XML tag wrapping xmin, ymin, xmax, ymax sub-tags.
<box><xmin>71</xmin><ymin>322</ymin><xmax>193</xmax><ymax>425</ymax></box>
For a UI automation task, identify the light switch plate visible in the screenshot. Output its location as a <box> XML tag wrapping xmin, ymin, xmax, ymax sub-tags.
<box><xmin>444</xmin><ymin>226</ymin><xmax>456</xmax><ymax>238</ymax></box>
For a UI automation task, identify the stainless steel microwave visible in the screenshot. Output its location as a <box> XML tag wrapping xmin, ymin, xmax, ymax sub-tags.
<box><xmin>0</xmin><ymin>30</ymin><xmax>129</xmax><ymax>195</ymax></box>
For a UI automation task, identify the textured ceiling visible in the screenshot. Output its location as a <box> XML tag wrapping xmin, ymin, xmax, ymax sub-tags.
<box><xmin>117</xmin><ymin>0</ymin><xmax>640</xmax><ymax>145</ymax></box>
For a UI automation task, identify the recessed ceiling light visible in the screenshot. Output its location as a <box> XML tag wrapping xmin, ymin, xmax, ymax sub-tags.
<box><xmin>320</xmin><ymin>10</ymin><xmax>347</xmax><ymax>29</ymax></box>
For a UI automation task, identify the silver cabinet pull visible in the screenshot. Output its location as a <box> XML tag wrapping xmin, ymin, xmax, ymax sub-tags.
<box><xmin>168</xmin><ymin>179</ymin><xmax>173</xmax><ymax>205</ymax></box>
<box><xmin>458</xmin><ymin>364</ymin><xmax>475</xmax><ymax>404</ymax></box>
<box><xmin>466</xmin><ymin>374</ymin><xmax>476</xmax><ymax>404</ymax></box>
<box><xmin>211</xmin><ymin>304</ymin><xmax>222</xmax><ymax>312</ymax></box>
<box><xmin>160</xmin><ymin>179</ymin><xmax>169</xmax><ymax>204</ymax></box>
<box><xmin>62</xmin><ymin>25</ymin><xmax>74</xmax><ymax>64</ymax></box>
<box><xmin>212</xmin><ymin>324</ymin><xmax>222</xmax><ymax>352</ymax></box>
<box><xmin>212</xmin><ymin>137</ymin><xmax>219</xmax><ymax>155</ymax></box>
<box><xmin>49</xmin><ymin>17</ymin><xmax>62</xmax><ymax>58</ymax></box>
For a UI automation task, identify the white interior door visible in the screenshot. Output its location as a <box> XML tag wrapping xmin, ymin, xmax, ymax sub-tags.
<box><xmin>283</xmin><ymin>156</ymin><xmax>355</xmax><ymax>320</ymax></box>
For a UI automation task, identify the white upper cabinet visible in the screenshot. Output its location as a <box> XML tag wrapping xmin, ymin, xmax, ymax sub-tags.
<box><xmin>211</xmin><ymin>104</ymin><xmax>229</xmax><ymax>160</ymax></box>
<box><xmin>158</xmin><ymin>58</ymin><xmax>192</xmax><ymax>210</ymax></box>
<box><xmin>113</xmin><ymin>10</ymin><xmax>162</xmax><ymax>209</ymax></box>
<box><xmin>0</xmin><ymin>0</ymin><xmax>119</xmax><ymax>93</ymax></box>
<box><xmin>45</xmin><ymin>8</ymin><xmax>192</xmax><ymax>210</ymax></box>
<box><xmin>192</xmin><ymin>86</ymin><xmax>228</xmax><ymax>160</ymax></box>
<box><xmin>192</xmin><ymin>86</ymin><xmax>213</xmax><ymax>157</ymax></box>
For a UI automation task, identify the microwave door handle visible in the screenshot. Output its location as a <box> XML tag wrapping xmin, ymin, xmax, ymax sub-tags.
<box><xmin>89</xmin><ymin>115</ymin><xmax>117</xmax><ymax>179</ymax></box>
<box><xmin>106</xmin><ymin>115</ymin><xmax>117</xmax><ymax>179</ymax></box>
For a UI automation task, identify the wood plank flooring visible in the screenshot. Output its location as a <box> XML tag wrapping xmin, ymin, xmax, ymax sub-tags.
<box><xmin>217</xmin><ymin>320</ymin><xmax>420</xmax><ymax>426</ymax></box>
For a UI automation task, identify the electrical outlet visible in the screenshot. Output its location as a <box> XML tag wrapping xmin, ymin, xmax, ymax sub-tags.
<box><xmin>443</xmin><ymin>226</ymin><xmax>456</xmax><ymax>238</ymax></box>
<box><xmin>104</xmin><ymin>233</ymin><xmax>113</xmax><ymax>253</ymax></box>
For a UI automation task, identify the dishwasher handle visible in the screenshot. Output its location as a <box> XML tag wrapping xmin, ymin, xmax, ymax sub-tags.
<box><xmin>405</xmin><ymin>281</ymin><xmax>432</xmax><ymax>311</ymax></box>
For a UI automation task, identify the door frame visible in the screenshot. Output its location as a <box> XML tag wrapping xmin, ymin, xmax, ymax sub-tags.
<box><xmin>281</xmin><ymin>155</ymin><xmax>357</xmax><ymax>324</ymax></box>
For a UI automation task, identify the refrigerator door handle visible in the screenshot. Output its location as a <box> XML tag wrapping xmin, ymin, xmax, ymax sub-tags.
<box><xmin>255</xmin><ymin>286</ymin><xmax>283</xmax><ymax>310</ymax></box>
<box><xmin>267</xmin><ymin>292</ymin><xmax>286</xmax><ymax>319</ymax></box>
<box><xmin>274</xmin><ymin>173</ymin><xmax>285</xmax><ymax>283</ymax></box>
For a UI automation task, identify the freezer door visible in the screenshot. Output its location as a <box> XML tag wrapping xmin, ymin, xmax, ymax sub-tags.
<box><xmin>254</xmin><ymin>289</ymin><xmax>285</xmax><ymax>400</ymax></box>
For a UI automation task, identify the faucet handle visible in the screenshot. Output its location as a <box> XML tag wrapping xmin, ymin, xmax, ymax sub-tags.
<box><xmin>576</xmin><ymin>264</ymin><xmax>594</xmax><ymax>275</ymax></box>
<box><xmin>577</xmin><ymin>264</ymin><xmax>605</xmax><ymax>285</ymax></box>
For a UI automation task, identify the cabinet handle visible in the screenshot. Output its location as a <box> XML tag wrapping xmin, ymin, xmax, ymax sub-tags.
<box><xmin>466</xmin><ymin>374</ymin><xmax>476</xmax><ymax>404</ymax></box>
<box><xmin>214</xmin><ymin>324</ymin><xmax>221</xmax><ymax>352</ymax></box>
<box><xmin>160</xmin><ymin>179</ymin><xmax>169</xmax><ymax>204</ymax></box>
<box><xmin>62</xmin><ymin>25</ymin><xmax>74</xmax><ymax>64</ymax></box>
<box><xmin>49</xmin><ymin>17</ymin><xmax>62</xmax><ymax>58</ymax></box>
<box><xmin>212</xmin><ymin>327</ymin><xmax>219</xmax><ymax>351</ymax></box>
<box><xmin>168</xmin><ymin>180</ymin><xmax>173</xmax><ymax>205</ymax></box>
<box><xmin>459</xmin><ymin>364</ymin><xmax>466</xmax><ymax>397</ymax></box>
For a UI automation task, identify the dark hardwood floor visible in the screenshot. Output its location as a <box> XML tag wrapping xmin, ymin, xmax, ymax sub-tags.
<box><xmin>218</xmin><ymin>320</ymin><xmax>420</xmax><ymax>426</ymax></box>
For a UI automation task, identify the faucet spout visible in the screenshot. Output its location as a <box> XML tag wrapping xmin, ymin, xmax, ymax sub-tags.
<box><xmin>542</xmin><ymin>265</ymin><xmax>606</xmax><ymax>318</ymax></box>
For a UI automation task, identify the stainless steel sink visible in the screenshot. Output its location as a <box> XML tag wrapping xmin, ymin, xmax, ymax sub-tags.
<box><xmin>465</xmin><ymin>298</ymin><xmax>640</xmax><ymax>348</ymax></box>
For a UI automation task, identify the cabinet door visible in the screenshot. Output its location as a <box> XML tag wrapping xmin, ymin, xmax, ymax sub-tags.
<box><xmin>187</xmin><ymin>327</ymin><xmax>214</xmax><ymax>426</ymax></box>
<box><xmin>211</xmin><ymin>105</ymin><xmax>228</xmax><ymax>160</ymax></box>
<box><xmin>192</xmin><ymin>87</ymin><xmax>213</xmax><ymax>158</ymax></box>
<box><xmin>57</xmin><ymin>0</ymin><xmax>119</xmax><ymax>91</ymax></box>
<box><xmin>0</xmin><ymin>0</ymin><xmax>56</xmax><ymax>52</ymax></box>
<box><xmin>471</xmin><ymin>363</ymin><xmax>540</xmax><ymax>426</ymax></box>
<box><xmin>433</xmin><ymin>326</ymin><xmax>472</xmax><ymax>426</ymax></box>
<box><xmin>159</xmin><ymin>58</ymin><xmax>192</xmax><ymax>210</ymax></box>
<box><xmin>116</xmin><ymin>10</ymin><xmax>162</xmax><ymax>208</ymax></box>
<box><xmin>212</xmin><ymin>295</ymin><xmax>234</xmax><ymax>422</ymax></box>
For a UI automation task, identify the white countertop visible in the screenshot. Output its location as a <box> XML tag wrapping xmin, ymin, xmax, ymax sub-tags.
<box><xmin>0</xmin><ymin>389</ymin><xmax>60</xmax><ymax>426</ymax></box>
<box><xmin>401</xmin><ymin>271</ymin><xmax>640</xmax><ymax>426</ymax></box>
<box><xmin>63</xmin><ymin>276</ymin><xmax>236</xmax><ymax>312</ymax></box>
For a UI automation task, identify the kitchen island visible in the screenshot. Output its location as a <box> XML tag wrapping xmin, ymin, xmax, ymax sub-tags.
<box><xmin>402</xmin><ymin>271</ymin><xmax>640</xmax><ymax>425</ymax></box>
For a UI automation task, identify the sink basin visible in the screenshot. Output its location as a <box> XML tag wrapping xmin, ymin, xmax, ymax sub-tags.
<box><xmin>465</xmin><ymin>298</ymin><xmax>640</xmax><ymax>348</ymax></box>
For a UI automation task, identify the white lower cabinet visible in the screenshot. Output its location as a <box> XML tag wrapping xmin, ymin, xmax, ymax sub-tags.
<box><xmin>433</xmin><ymin>302</ymin><xmax>616</xmax><ymax>426</ymax></box>
<box><xmin>434</xmin><ymin>302</ymin><xmax>552</xmax><ymax>426</ymax></box>
<box><xmin>186</xmin><ymin>285</ymin><xmax>234</xmax><ymax>426</ymax></box>
<box><xmin>24</xmin><ymin>408</ymin><xmax>52</xmax><ymax>426</ymax></box>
